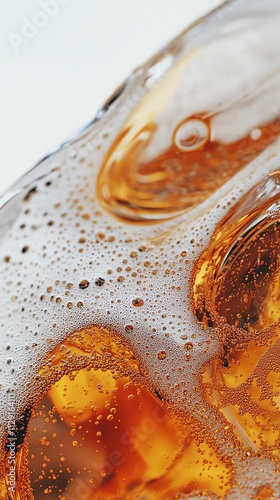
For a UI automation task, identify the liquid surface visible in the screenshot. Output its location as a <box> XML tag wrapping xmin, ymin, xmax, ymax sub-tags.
<box><xmin>1</xmin><ymin>4</ymin><xmax>280</xmax><ymax>499</ymax></box>
<box><xmin>25</xmin><ymin>328</ymin><xmax>229</xmax><ymax>499</ymax></box>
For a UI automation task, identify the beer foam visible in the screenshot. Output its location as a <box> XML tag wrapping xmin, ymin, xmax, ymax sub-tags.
<box><xmin>1</xmin><ymin>4</ymin><xmax>280</xmax><ymax>497</ymax></box>
<box><xmin>1</xmin><ymin>137</ymin><xmax>280</xmax><ymax>490</ymax></box>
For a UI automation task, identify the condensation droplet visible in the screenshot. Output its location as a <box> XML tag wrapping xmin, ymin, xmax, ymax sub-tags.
<box><xmin>157</xmin><ymin>350</ymin><xmax>167</xmax><ymax>360</ymax></box>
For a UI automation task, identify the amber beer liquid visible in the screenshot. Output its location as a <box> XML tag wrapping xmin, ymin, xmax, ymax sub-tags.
<box><xmin>0</xmin><ymin>2</ymin><xmax>280</xmax><ymax>499</ymax></box>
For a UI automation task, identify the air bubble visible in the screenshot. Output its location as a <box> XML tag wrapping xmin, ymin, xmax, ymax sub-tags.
<box><xmin>79</xmin><ymin>280</ymin><xmax>89</xmax><ymax>290</ymax></box>
<box><xmin>250</xmin><ymin>128</ymin><xmax>262</xmax><ymax>140</ymax></box>
<box><xmin>184</xmin><ymin>342</ymin><xmax>193</xmax><ymax>351</ymax></box>
<box><xmin>173</xmin><ymin>118</ymin><xmax>209</xmax><ymax>152</ymax></box>
<box><xmin>132</xmin><ymin>298</ymin><xmax>144</xmax><ymax>307</ymax></box>
<box><xmin>95</xmin><ymin>277</ymin><xmax>105</xmax><ymax>287</ymax></box>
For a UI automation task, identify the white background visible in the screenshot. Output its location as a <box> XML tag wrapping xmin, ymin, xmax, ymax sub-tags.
<box><xmin>0</xmin><ymin>0</ymin><xmax>223</xmax><ymax>195</ymax></box>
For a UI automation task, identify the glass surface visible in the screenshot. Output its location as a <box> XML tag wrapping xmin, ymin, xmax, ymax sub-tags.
<box><xmin>1</xmin><ymin>1</ymin><xmax>280</xmax><ymax>498</ymax></box>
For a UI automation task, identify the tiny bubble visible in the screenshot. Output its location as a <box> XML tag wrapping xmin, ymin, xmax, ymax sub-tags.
<box><xmin>132</xmin><ymin>298</ymin><xmax>144</xmax><ymax>307</ymax></box>
<box><xmin>79</xmin><ymin>280</ymin><xmax>89</xmax><ymax>290</ymax></box>
<box><xmin>95</xmin><ymin>277</ymin><xmax>105</xmax><ymax>287</ymax></box>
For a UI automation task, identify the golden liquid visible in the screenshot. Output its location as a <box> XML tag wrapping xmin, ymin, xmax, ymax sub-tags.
<box><xmin>1</xmin><ymin>327</ymin><xmax>231</xmax><ymax>499</ymax></box>
<box><xmin>97</xmin><ymin>115</ymin><xmax>280</xmax><ymax>222</ymax></box>
<box><xmin>194</xmin><ymin>203</ymin><xmax>280</xmax><ymax>458</ymax></box>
